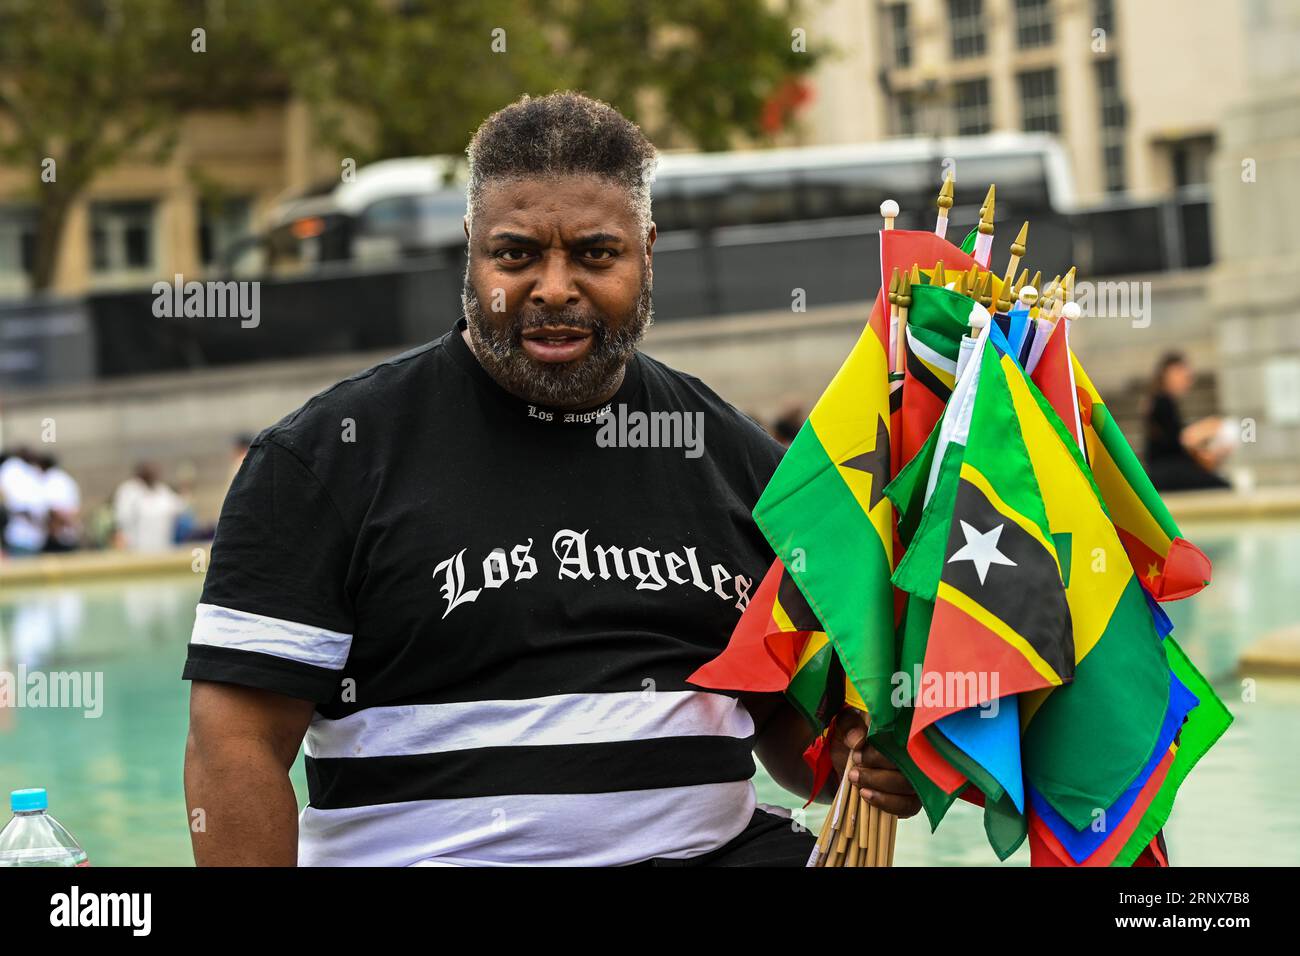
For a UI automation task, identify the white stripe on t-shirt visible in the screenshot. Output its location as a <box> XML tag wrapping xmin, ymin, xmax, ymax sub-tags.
<box><xmin>297</xmin><ymin>781</ymin><xmax>758</xmax><ymax>867</ymax></box>
<box><xmin>303</xmin><ymin>689</ymin><xmax>754</xmax><ymax>759</ymax></box>
<box><xmin>190</xmin><ymin>602</ymin><xmax>352</xmax><ymax>670</ymax></box>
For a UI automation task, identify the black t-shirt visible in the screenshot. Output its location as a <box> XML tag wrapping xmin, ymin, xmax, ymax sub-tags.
<box><xmin>183</xmin><ymin>319</ymin><xmax>786</xmax><ymax>866</ymax></box>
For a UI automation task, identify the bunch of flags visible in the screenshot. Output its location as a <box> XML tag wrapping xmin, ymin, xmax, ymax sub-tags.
<box><xmin>689</xmin><ymin>178</ymin><xmax>1231</xmax><ymax>867</ymax></box>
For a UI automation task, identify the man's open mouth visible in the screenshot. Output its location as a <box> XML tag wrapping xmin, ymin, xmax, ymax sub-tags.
<box><xmin>520</xmin><ymin>326</ymin><xmax>595</xmax><ymax>364</ymax></box>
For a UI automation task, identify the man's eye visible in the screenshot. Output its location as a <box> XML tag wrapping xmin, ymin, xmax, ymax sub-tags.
<box><xmin>583</xmin><ymin>249</ymin><xmax>616</xmax><ymax>261</ymax></box>
<box><xmin>495</xmin><ymin>249</ymin><xmax>531</xmax><ymax>261</ymax></box>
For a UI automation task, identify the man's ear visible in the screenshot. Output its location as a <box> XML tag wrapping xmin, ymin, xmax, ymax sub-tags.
<box><xmin>645</xmin><ymin>222</ymin><xmax>656</xmax><ymax>281</ymax></box>
<box><xmin>463</xmin><ymin>215</ymin><xmax>471</xmax><ymax>242</ymax></box>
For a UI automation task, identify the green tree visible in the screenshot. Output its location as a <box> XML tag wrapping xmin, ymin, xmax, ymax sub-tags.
<box><xmin>0</xmin><ymin>0</ymin><xmax>824</xmax><ymax>292</ymax></box>
<box><xmin>0</xmin><ymin>0</ymin><xmax>277</xmax><ymax>291</ymax></box>
<box><xmin>266</xmin><ymin>0</ymin><xmax>824</xmax><ymax>162</ymax></box>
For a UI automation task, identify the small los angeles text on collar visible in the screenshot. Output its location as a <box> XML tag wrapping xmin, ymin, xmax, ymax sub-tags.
<box><xmin>527</xmin><ymin>401</ymin><xmax>706</xmax><ymax>459</ymax></box>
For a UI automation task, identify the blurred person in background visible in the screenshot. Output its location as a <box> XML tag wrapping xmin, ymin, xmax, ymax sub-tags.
<box><xmin>1143</xmin><ymin>352</ymin><xmax>1233</xmax><ymax>492</ymax></box>
<box><xmin>770</xmin><ymin>401</ymin><xmax>805</xmax><ymax>447</ymax></box>
<box><xmin>172</xmin><ymin>460</ymin><xmax>203</xmax><ymax>544</ymax></box>
<box><xmin>38</xmin><ymin>454</ymin><xmax>82</xmax><ymax>552</ymax></box>
<box><xmin>0</xmin><ymin>447</ymin><xmax>49</xmax><ymax>557</ymax></box>
<box><xmin>113</xmin><ymin>462</ymin><xmax>185</xmax><ymax>552</ymax></box>
<box><xmin>227</xmin><ymin>433</ymin><xmax>254</xmax><ymax>491</ymax></box>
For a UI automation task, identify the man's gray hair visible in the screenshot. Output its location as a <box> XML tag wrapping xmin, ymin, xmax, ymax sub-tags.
<box><xmin>464</xmin><ymin>90</ymin><xmax>657</xmax><ymax>241</ymax></box>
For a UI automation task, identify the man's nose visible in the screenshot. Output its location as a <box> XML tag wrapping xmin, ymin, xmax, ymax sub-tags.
<box><xmin>530</xmin><ymin>252</ymin><xmax>580</xmax><ymax>308</ymax></box>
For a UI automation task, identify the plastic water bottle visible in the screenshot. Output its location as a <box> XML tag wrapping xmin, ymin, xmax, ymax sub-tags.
<box><xmin>0</xmin><ymin>789</ymin><xmax>89</xmax><ymax>866</ymax></box>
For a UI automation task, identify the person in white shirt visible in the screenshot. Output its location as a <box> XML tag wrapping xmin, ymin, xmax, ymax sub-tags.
<box><xmin>113</xmin><ymin>462</ymin><xmax>185</xmax><ymax>553</ymax></box>
<box><xmin>1</xmin><ymin>449</ymin><xmax>49</xmax><ymax>557</ymax></box>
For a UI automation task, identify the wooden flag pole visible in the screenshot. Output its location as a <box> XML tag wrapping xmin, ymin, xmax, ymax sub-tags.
<box><xmin>812</xmin><ymin>757</ymin><xmax>854</xmax><ymax>866</ymax></box>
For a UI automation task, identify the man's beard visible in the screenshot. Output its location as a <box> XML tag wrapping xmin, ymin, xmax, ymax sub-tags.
<box><xmin>461</xmin><ymin>267</ymin><xmax>653</xmax><ymax>409</ymax></box>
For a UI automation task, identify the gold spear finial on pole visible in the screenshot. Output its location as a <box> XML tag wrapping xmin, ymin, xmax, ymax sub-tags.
<box><xmin>972</xmin><ymin>184</ymin><xmax>996</xmax><ymax>267</ymax></box>
<box><xmin>1026</xmin><ymin>270</ymin><xmax>1043</xmax><ymax>316</ymax></box>
<box><xmin>934</xmin><ymin>174</ymin><xmax>955</xmax><ymax>239</ymax></box>
<box><xmin>1061</xmin><ymin>265</ymin><xmax>1077</xmax><ymax>303</ymax></box>
<box><xmin>976</xmin><ymin>271</ymin><xmax>993</xmax><ymax>308</ymax></box>
<box><xmin>1012</xmin><ymin>268</ymin><xmax>1029</xmax><ymax>298</ymax></box>
<box><xmin>1042</xmin><ymin>273</ymin><xmax>1061</xmax><ymax>307</ymax></box>
<box><xmin>895</xmin><ymin>268</ymin><xmax>916</xmax><ymax>373</ymax></box>
<box><xmin>995</xmin><ymin>221</ymin><xmax>1029</xmax><ymax>313</ymax></box>
<box><xmin>932</xmin><ymin>260</ymin><xmax>947</xmax><ymax>287</ymax></box>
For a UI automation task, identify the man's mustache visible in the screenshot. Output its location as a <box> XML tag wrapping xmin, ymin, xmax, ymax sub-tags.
<box><xmin>513</xmin><ymin>310</ymin><xmax>606</xmax><ymax>336</ymax></box>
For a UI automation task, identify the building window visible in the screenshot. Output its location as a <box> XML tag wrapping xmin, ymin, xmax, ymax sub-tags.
<box><xmin>90</xmin><ymin>200</ymin><xmax>156</xmax><ymax>275</ymax></box>
<box><xmin>1018</xmin><ymin>68</ymin><xmax>1060</xmax><ymax>133</ymax></box>
<box><xmin>1101</xmin><ymin>140</ymin><xmax>1125</xmax><ymax>192</ymax></box>
<box><xmin>1093</xmin><ymin>0</ymin><xmax>1115</xmax><ymax>37</ymax></box>
<box><xmin>1095</xmin><ymin>59</ymin><xmax>1126</xmax><ymax>192</ymax></box>
<box><xmin>1015</xmin><ymin>0</ymin><xmax>1054</xmax><ymax>49</ymax></box>
<box><xmin>891</xmin><ymin>90</ymin><xmax>919</xmax><ymax>136</ymax></box>
<box><xmin>953</xmin><ymin>78</ymin><xmax>991</xmax><ymax>135</ymax></box>
<box><xmin>885</xmin><ymin>3</ymin><xmax>911</xmax><ymax>68</ymax></box>
<box><xmin>948</xmin><ymin>0</ymin><xmax>986</xmax><ymax>59</ymax></box>
<box><xmin>0</xmin><ymin>204</ymin><xmax>38</xmax><ymax>287</ymax></box>
<box><xmin>1096</xmin><ymin>59</ymin><xmax>1125</xmax><ymax>128</ymax></box>
<box><xmin>199</xmin><ymin>197</ymin><xmax>253</xmax><ymax>269</ymax></box>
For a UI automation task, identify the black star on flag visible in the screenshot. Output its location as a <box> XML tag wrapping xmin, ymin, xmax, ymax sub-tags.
<box><xmin>838</xmin><ymin>414</ymin><xmax>891</xmax><ymax>510</ymax></box>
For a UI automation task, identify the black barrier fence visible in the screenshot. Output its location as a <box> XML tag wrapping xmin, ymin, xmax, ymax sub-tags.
<box><xmin>0</xmin><ymin>195</ymin><xmax>1210</xmax><ymax>390</ymax></box>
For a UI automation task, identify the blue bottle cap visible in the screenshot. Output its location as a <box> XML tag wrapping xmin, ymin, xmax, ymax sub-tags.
<box><xmin>10</xmin><ymin>788</ymin><xmax>48</xmax><ymax>812</ymax></box>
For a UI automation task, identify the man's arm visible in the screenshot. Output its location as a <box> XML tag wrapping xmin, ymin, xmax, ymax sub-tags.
<box><xmin>745</xmin><ymin>692</ymin><xmax>922</xmax><ymax>817</ymax></box>
<box><xmin>745</xmin><ymin>691</ymin><xmax>836</xmax><ymax>804</ymax></box>
<box><xmin>184</xmin><ymin>681</ymin><xmax>316</xmax><ymax>866</ymax></box>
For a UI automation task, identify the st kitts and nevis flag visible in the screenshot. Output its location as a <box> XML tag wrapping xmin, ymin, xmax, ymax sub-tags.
<box><xmin>1030</xmin><ymin>326</ymin><xmax>1212</xmax><ymax>602</ymax></box>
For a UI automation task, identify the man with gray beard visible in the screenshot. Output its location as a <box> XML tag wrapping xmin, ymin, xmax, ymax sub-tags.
<box><xmin>183</xmin><ymin>91</ymin><xmax>918</xmax><ymax>867</ymax></box>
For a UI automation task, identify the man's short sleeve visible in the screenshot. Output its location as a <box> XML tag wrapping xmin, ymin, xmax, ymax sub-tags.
<box><xmin>182</xmin><ymin>439</ymin><xmax>355</xmax><ymax>703</ymax></box>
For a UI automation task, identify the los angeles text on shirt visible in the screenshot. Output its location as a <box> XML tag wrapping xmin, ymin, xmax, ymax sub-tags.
<box><xmin>433</xmin><ymin>528</ymin><xmax>755</xmax><ymax>619</ymax></box>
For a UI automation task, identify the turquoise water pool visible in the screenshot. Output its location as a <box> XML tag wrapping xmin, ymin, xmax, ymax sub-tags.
<box><xmin>1</xmin><ymin>517</ymin><xmax>1297</xmax><ymax>865</ymax></box>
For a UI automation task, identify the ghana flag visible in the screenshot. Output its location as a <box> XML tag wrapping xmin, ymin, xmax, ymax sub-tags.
<box><xmin>750</xmin><ymin>304</ymin><xmax>898</xmax><ymax>729</ymax></box>
<box><xmin>1067</xmin><ymin>355</ymin><xmax>1212</xmax><ymax>601</ymax></box>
